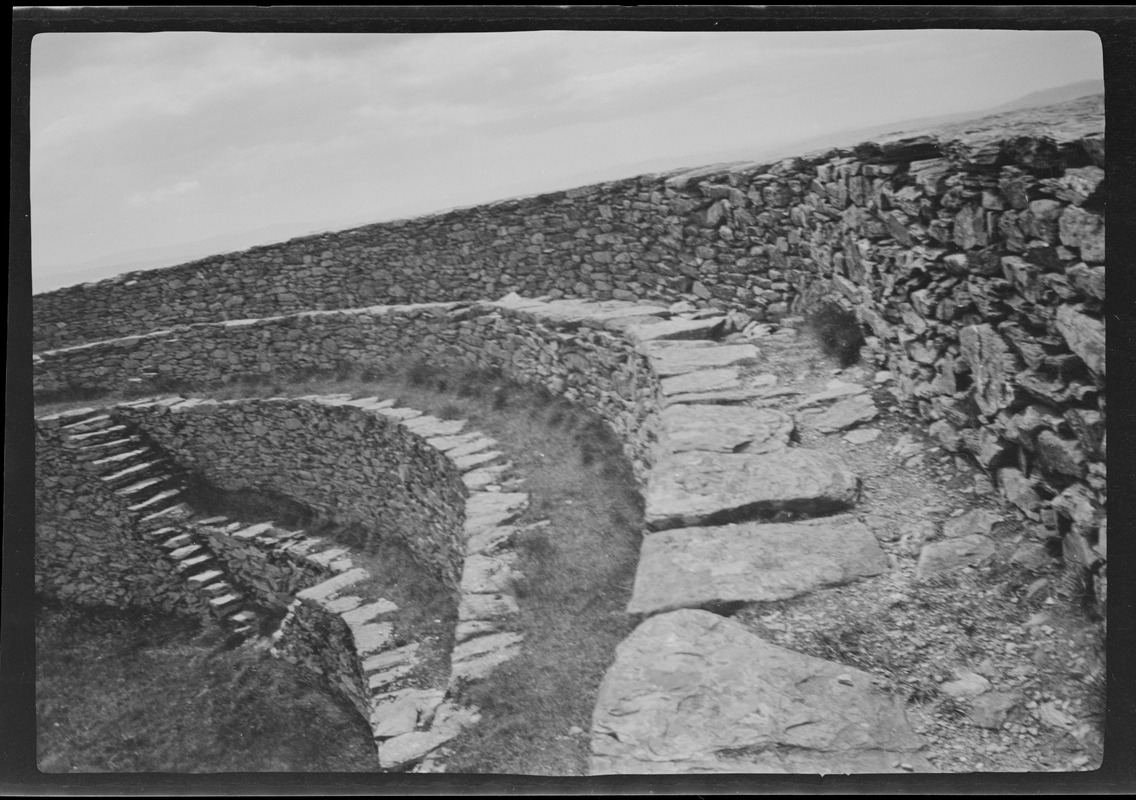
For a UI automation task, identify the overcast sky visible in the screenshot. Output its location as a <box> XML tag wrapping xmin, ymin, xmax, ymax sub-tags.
<box><xmin>30</xmin><ymin>29</ymin><xmax>1103</xmax><ymax>288</ymax></box>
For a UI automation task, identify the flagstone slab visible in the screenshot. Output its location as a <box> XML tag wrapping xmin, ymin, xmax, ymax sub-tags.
<box><xmin>645</xmin><ymin>342</ymin><xmax>760</xmax><ymax>377</ymax></box>
<box><xmin>659</xmin><ymin>368</ymin><xmax>745</xmax><ymax>397</ymax></box>
<box><xmin>627</xmin><ymin>516</ymin><xmax>888</xmax><ymax>616</ymax></box>
<box><xmin>589</xmin><ymin>610</ymin><xmax>933</xmax><ymax>775</ymax></box>
<box><xmin>644</xmin><ymin>450</ymin><xmax>860</xmax><ymax>531</ymax></box>
<box><xmin>619</xmin><ymin>316</ymin><xmax>726</xmax><ymax>342</ymax></box>
<box><xmin>659</xmin><ymin>405</ymin><xmax>794</xmax><ymax>454</ymax></box>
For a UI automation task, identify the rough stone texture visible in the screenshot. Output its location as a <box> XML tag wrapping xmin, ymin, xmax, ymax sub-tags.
<box><xmin>116</xmin><ymin>396</ymin><xmax>469</xmax><ymax>590</ymax></box>
<box><xmin>643</xmin><ymin>341</ymin><xmax>760</xmax><ymax>377</ymax></box>
<box><xmin>644</xmin><ymin>450</ymin><xmax>860</xmax><ymax>531</ymax></box>
<box><xmin>941</xmin><ymin>509</ymin><xmax>1002</xmax><ymax>540</ymax></box>
<box><xmin>968</xmin><ymin>692</ymin><xmax>1022</xmax><ymax>730</ymax></box>
<box><xmin>590</xmin><ymin>610</ymin><xmax>932</xmax><ymax>774</ymax></box>
<box><xmin>803</xmin><ymin>394</ymin><xmax>879</xmax><ymax>433</ymax></box>
<box><xmin>916</xmin><ymin>535</ymin><xmax>997</xmax><ymax>579</ymax></box>
<box><xmin>33</xmin><ymin>415</ymin><xmax>211</xmax><ymax>615</ymax></box>
<box><xmin>35</xmin><ymin>94</ymin><xmax>1106</xmax><ymax>628</ymax></box>
<box><xmin>1053</xmin><ymin>304</ymin><xmax>1105</xmax><ymax>380</ymax></box>
<box><xmin>37</xmin><ymin>298</ymin><xmax>667</xmax><ymax>485</ymax></box>
<box><xmin>940</xmin><ymin>671</ymin><xmax>991</xmax><ymax>700</ymax></box>
<box><xmin>658</xmin><ymin>404</ymin><xmax>793</xmax><ymax>454</ymax></box>
<box><xmin>627</xmin><ymin>516</ymin><xmax>888</xmax><ymax>616</ymax></box>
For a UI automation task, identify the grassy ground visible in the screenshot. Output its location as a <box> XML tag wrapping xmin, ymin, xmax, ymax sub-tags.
<box><xmin>35</xmin><ymin>361</ymin><xmax>646</xmax><ymax>775</ymax></box>
<box><xmin>36</xmin><ymin>600</ymin><xmax>380</xmax><ymax>773</ymax></box>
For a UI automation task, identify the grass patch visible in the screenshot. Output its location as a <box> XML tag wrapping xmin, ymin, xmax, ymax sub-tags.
<box><xmin>36</xmin><ymin>600</ymin><xmax>379</xmax><ymax>773</ymax></box>
<box><xmin>35</xmin><ymin>359</ymin><xmax>646</xmax><ymax>775</ymax></box>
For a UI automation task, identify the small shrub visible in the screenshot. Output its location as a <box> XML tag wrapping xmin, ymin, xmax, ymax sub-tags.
<box><xmin>492</xmin><ymin>386</ymin><xmax>511</xmax><ymax>411</ymax></box>
<box><xmin>438</xmin><ymin>403</ymin><xmax>464</xmax><ymax>421</ymax></box>
<box><xmin>804</xmin><ymin>300</ymin><xmax>865</xmax><ymax>367</ymax></box>
<box><xmin>404</xmin><ymin>358</ymin><xmax>436</xmax><ymax>387</ymax></box>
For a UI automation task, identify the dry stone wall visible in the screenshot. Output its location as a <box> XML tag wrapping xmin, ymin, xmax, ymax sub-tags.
<box><xmin>36</xmin><ymin>298</ymin><xmax>670</xmax><ymax>482</ymax></box>
<box><xmin>113</xmin><ymin>396</ymin><xmax>469</xmax><ymax>591</ymax></box>
<box><xmin>33</xmin><ymin>96</ymin><xmax>1106</xmax><ymax>600</ymax></box>
<box><xmin>35</xmin><ymin>413</ymin><xmax>214</xmax><ymax>616</ymax></box>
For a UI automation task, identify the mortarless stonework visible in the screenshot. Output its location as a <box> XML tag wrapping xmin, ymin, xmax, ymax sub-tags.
<box><xmin>33</xmin><ymin>97</ymin><xmax>1107</xmax><ymax>573</ymax></box>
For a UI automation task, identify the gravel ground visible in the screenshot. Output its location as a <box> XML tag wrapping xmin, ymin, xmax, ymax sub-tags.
<box><xmin>728</xmin><ymin>321</ymin><xmax>1105</xmax><ymax>774</ymax></box>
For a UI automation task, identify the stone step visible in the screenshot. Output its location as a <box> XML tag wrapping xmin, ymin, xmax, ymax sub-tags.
<box><xmin>73</xmin><ymin>435</ymin><xmax>140</xmax><ymax>456</ymax></box>
<box><xmin>59</xmin><ymin>413</ymin><xmax>113</xmax><ymax>432</ymax></box>
<box><xmin>644</xmin><ymin>342</ymin><xmax>759</xmax><ymax>377</ymax></box>
<box><xmin>658</xmin><ymin>404</ymin><xmax>794</xmax><ymax>455</ymax></box>
<box><xmin>168</xmin><ymin>543</ymin><xmax>204</xmax><ymax>561</ymax></box>
<box><xmin>644</xmin><ymin>449</ymin><xmax>860</xmax><ymax>532</ymax></box>
<box><xmin>99</xmin><ymin>459</ymin><xmax>168</xmax><ymax>486</ymax></box>
<box><xmin>200</xmin><ymin>581</ymin><xmax>234</xmax><ymax>598</ymax></box>
<box><xmin>228</xmin><ymin>610</ymin><xmax>258</xmax><ymax>627</ymax></box>
<box><xmin>626</xmin><ymin>516</ymin><xmax>890</xmax><ymax>617</ymax></box>
<box><xmin>36</xmin><ymin>407</ymin><xmax>104</xmax><ymax>430</ymax></box>
<box><xmin>589</xmin><ymin>610</ymin><xmax>932</xmax><ymax>775</ymax></box>
<box><xmin>176</xmin><ymin>553</ymin><xmax>214</xmax><ymax>571</ymax></box>
<box><xmin>208</xmin><ymin>593</ymin><xmax>243</xmax><ymax>613</ymax></box>
<box><xmin>159</xmin><ymin>532</ymin><xmax>194</xmax><ymax>550</ymax></box>
<box><xmin>138</xmin><ymin>502</ymin><xmax>193</xmax><ymax>529</ymax></box>
<box><xmin>142</xmin><ymin>525</ymin><xmax>178</xmax><ymax>543</ymax></box>
<box><xmin>127</xmin><ymin>487</ymin><xmax>182</xmax><ymax>513</ymax></box>
<box><xmin>187</xmin><ymin>569</ymin><xmax>224</xmax><ymax>587</ymax></box>
<box><xmin>88</xmin><ymin>447</ymin><xmax>151</xmax><ymax>468</ymax></box>
<box><xmin>115</xmin><ymin>474</ymin><xmax>179</xmax><ymax>498</ymax></box>
<box><xmin>65</xmin><ymin>424</ymin><xmax>128</xmax><ymax>443</ymax></box>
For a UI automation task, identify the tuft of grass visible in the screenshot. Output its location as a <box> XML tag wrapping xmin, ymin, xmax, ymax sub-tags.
<box><xmin>802</xmin><ymin>300</ymin><xmax>865</xmax><ymax>367</ymax></box>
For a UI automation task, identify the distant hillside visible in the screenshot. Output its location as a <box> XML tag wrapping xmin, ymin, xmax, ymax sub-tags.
<box><xmin>645</xmin><ymin>79</ymin><xmax>1105</xmax><ymax>175</ymax></box>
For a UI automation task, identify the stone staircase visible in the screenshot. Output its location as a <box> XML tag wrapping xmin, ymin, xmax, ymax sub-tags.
<box><xmin>52</xmin><ymin>406</ymin><xmax>264</xmax><ymax>637</ymax></box>
<box><xmin>588</xmin><ymin>315</ymin><xmax>934</xmax><ymax>774</ymax></box>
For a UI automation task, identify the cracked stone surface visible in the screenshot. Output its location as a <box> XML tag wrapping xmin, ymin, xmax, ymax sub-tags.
<box><xmin>627</xmin><ymin>516</ymin><xmax>889</xmax><ymax>616</ymax></box>
<box><xmin>644</xmin><ymin>341</ymin><xmax>760</xmax><ymax>377</ymax></box>
<box><xmin>644</xmin><ymin>449</ymin><xmax>860</xmax><ymax>531</ymax></box>
<box><xmin>801</xmin><ymin>393</ymin><xmax>879</xmax><ymax>434</ymax></box>
<box><xmin>589</xmin><ymin>609</ymin><xmax>933</xmax><ymax>774</ymax></box>
<box><xmin>659</xmin><ymin>404</ymin><xmax>794</xmax><ymax>454</ymax></box>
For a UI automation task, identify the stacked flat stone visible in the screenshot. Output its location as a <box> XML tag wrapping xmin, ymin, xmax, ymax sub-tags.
<box><xmin>34</xmin><ymin>97</ymin><xmax>1105</xmax><ymax>595</ymax></box>
<box><xmin>37</xmin><ymin>394</ymin><xmax>532</xmax><ymax>771</ymax></box>
<box><xmin>35</xmin><ymin>405</ymin><xmax>262</xmax><ymax>635</ymax></box>
<box><xmin>114</xmin><ymin>395</ymin><xmax>471</xmax><ymax>591</ymax></box>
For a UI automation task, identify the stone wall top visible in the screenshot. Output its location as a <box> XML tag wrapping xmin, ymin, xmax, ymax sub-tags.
<box><xmin>32</xmin><ymin>96</ymin><xmax>1103</xmax><ymax>352</ymax></box>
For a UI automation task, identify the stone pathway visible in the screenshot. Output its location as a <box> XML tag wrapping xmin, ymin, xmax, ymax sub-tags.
<box><xmin>588</xmin><ymin>309</ymin><xmax>933</xmax><ymax>774</ymax></box>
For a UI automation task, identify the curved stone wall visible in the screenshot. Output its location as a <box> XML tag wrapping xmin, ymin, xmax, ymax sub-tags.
<box><xmin>34</xmin><ymin>97</ymin><xmax>1108</xmax><ymax>710</ymax></box>
<box><xmin>35</xmin><ymin>409</ymin><xmax>214</xmax><ymax>616</ymax></box>
<box><xmin>35</xmin><ymin>297</ymin><xmax>675</xmax><ymax>482</ymax></box>
<box><xmin>35</xmin><ymin>394</ymin><xmax>533</xmax><ymax>770</ymax></box>
<box><xmin>113</xmin><ymin>395</ymin><xmax>469</xmax><ymax>591</ymax></box>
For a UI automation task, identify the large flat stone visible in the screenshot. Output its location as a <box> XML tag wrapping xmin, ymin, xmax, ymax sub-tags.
<box><xmin>620</xmin><ymin>317</ymin><xmax>726</xmax><ymax>342</ymax></box>
<box><xmin>803</xmin><ymin>394</ymin><xmax>879</xmax><ymax>433</ymax></box>
<box><xmin>645</xmin><ymin>342</ymin><xmax>760</xmax><ymax>377</ymax></box>
<box><xmin>590</xmin><ymin>610</ymin><xmax>932</xmax><ymax>774</ymax></box>
<box><xmin>627</xmin><ymin>516</ymin><xmax>888</xmax><ymax>616</ymax></box>
<box><xmin>659</xmin><ymin>367</ymin><xmax>744</xmax><ymax>397</ymax></box>
<box><xmin>660</xmin><ymin>405</ymin><xmax>793</xmax><ymax>454</ymax></box>
<box><xmin>644</xmin><ymin>450</ymin><xmax>860</xmax><ymax>531</ymax></box>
